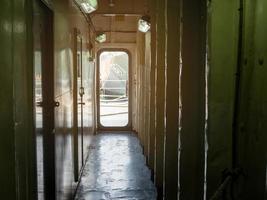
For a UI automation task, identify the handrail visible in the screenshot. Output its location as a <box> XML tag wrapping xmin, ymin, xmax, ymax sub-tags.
<box><xmin>209</xmin><ymin>168</ymin><xmax>244</xmax><ymax>200</ymax></box>
<box><xmin>209</xmin><ymin>176</ymin><xmax>232</xmax><ymax>200</ymax></box>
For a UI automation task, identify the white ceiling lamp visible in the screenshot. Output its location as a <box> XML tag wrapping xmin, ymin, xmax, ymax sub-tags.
<box><xmin>96</xmin><ymin>33</ymin><xmax>107</xmax><ymax>43</ymax></box>
<box><xmin>75</xmin><ymin>0</ymin><xmax>98</xmax><ymax>14</ymax></box>
<box><xmin>138</xmin><ymin>16</ymin><xmax>151</xmax><ymax>33</ymax></box>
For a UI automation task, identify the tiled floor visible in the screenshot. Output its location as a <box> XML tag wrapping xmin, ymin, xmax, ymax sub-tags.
<box><xmin>75</xmin><ymin>132</ymin><xmax>157</xmax><ymax>200</ymax></box>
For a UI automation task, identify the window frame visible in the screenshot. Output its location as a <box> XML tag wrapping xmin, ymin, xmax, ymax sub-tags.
<box><xmin>96</xmin><ymin>48</ymin><xmax>132</xmax><ymax>131</ymax></box>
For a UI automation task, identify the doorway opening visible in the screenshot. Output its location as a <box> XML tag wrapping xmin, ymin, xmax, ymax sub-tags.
<box><xmin>97</xmin><ymin>50</ymin><xmax>130</xmax><ymax>129</ymax></box>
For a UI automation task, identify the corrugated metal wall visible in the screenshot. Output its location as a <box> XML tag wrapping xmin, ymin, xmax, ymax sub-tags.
<box><xmin>135</xmin><ymin>0</ymin><xmax>267</xmax><ymax>199</ymax></box>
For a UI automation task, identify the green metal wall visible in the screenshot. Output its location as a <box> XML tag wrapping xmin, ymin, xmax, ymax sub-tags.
<box><xmin>180</xmin><ymin>0</ymin><xmax>206</xmax><ymax>199</ymax></box>
<box><xmin>237</xmin><ymin>0</ymin><xmax>267</xmax><ymax>199</ymax></box>
<box><xmin>207</xmin><ymin>0</ymin><xmax>267</xmax><ymax>198</ymax></box>
<box><xmin>154</xmin><ymin>0</ymin><xmax>166</xmax><ymax>198</ymax></box>
<box><xmin>0</xmin><ymin>1</ymin><xmax>16</xmax><ymax>199</ymax></box>
<box><xmin>207</xmin><ymin>0</ymin><xmax>240</xmax><ymax>198</ymax></box>
<box><xmin>164</xmin><ymin>0</ymin><xmax>181</xmax><ymax>199</ymax></box>
<box><xmin>142</xmin><ymin>0</ymin><xmax>267</xmax><ymax>199</ymax></box>
<box><xmin>0</xmin><ymin>0</ymin><xmax>36</xmax><ymax>200</ymax></box>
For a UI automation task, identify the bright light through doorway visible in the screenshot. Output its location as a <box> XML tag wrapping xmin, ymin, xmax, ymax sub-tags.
<box><xmin>99</xmin><ymin>51</ymin><xmax>129</xmax><ymax>127</ymax></box>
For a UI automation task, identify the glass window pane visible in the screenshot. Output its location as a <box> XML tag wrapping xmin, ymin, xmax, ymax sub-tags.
<box><xmin>99</xmin><ymin>51</ymin><xmax>129</xmax><ymax>127</ymax></box>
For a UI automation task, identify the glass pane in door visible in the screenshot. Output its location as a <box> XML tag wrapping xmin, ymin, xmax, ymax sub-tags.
<box><xmin>99</xmin><ymin>51</ymin><xmax>129</xmax><ymax>127</ymax></box>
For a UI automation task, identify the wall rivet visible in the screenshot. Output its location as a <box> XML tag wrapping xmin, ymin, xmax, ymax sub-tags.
<box><xmin>258</xmin><ymin>58</ymin><xmax>264</xmax><ymax>66</ymax></box>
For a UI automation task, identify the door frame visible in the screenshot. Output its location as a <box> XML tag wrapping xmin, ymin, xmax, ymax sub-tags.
<box><xmin>96</xmin><ymin>48</ymin><xmax>132</xmax><ymax>131</ymax></box>
<box><xmin>33</xmin><ymin>0</ymin><xmax>55</xmax><ymax>199</ymax></box>
<box><xmin>72</xmin><ymin>28</ymin><xmax>85</xmax><ymax>181</ymax></box>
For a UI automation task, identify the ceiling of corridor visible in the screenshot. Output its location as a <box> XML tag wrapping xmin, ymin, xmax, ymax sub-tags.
<box><xmin>91</xmin><ymin>0</ymin><xmax>149</xmax><ymax>43</ymax></box>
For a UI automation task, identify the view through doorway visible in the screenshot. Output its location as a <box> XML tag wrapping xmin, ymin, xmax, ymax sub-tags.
<box><xmin>98</xmin><ymin>51</ymin><xmax>129</xmax><ymax>128</ymax></box>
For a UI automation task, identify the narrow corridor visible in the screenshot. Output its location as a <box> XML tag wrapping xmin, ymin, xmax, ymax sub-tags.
<box><xmin>1</xmin><ymin>0</ymin><xmax>267</xmax><ymax>199</ymax></box>
<box><xmin>75</xmin><ymin>133</ymin><xmax>157</xmax><ymax>200</ymax></box>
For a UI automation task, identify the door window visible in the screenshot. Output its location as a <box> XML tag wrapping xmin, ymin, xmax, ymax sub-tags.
<box><xmin>99</xmin><ymin>51</ymin><xmax>129</xmax><ymax>127</ymax></box>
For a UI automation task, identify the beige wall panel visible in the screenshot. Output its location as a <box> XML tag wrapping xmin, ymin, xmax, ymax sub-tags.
<box><xmin>54</xmin><ymin>0</ymin><xmax>96</xmax><ymax>198</ymax></box>
<box><xmin>95</xmin><ymin>0</ymin><xmax>148</xmax><ymax>15</ymax></box>
<box><xmin>136</xmin><ymin>31</ymin><xmax>146</xmax><ymax>148</ymax></box>
<box><xmin>92</xmin><ymin>15</ymin><xmax>139</xmax><ymax>32</ymax></box>
<box><xmin>144</xmin><ymin>32</ymin><xmax>152</xmax><ymax>159</ymax></box>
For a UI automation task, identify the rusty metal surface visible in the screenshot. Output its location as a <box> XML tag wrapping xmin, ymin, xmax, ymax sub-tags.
<box><xmin>75</xmin><ymin>133</ymin><xmax>157</xmax><ymax>200</ymax></box>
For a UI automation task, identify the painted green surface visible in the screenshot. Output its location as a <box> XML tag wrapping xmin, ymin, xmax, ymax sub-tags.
<box><xmin>0</xmin><ymin>0</ymin><xmax>35</xmax><ymax>199</ymax></box>
<box><xmin>179</xmin><ymin>0</ymin><xmax>206</xmax><ymax>199</ymax></box>
<box><xmin>154</xmin><ymin>0</ymin><xmax>166</xmax><ymax>198</ymax></box>
<box><xmin>0</xmin><ymin>0</ymin><xmax>16</xmax><ymax>199</ymax></box>
<box><xmin>13</xmin><ymin>0</ymin><xmax>36</xmax><ymax>199</ymax></box>
<box><xmin>237</xmin><ymin>0</ymin><xmax>267</xmax><ymax>199</ymax></box>
<box><xmin>206</xmin><ymin>0</ymin><xmax>240</xmax><ymax>198</ymax></box>
<box><xmin>164</xmin><ymin>0</ymin><xmax>180</xmax><ymax>199</ymax></box>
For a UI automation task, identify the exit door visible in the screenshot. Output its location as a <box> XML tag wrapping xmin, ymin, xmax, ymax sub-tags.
<box><xmin>97</xmin><ymin>50</ymin><xmax>131</xmax><ymax>130</ymax></box>
<box><xmin>33</xmin><ymin>1</ymin><xmax>56</xmax><ymax>200</ymax></box>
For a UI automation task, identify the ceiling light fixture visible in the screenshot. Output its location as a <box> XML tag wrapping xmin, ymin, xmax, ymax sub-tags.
<box><xmin>75</xmin><ymin>0</ymin><xmax>98</xmax><ymax>14</ymax></box>
<box><xmin>96</xmin><ymin>33</ymin><xmax>107</xmax><ymax>43</ymax></box>
<box><xmin>138</xmin><ymin>16</ymin><xmax>151</xmax><ymax>33</ymax></box>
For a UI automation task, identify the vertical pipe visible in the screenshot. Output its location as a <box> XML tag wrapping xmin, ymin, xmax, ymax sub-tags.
<box><xmin>232</xmin><ymin>0</ymin><xmax>244</xmax><ymax>169</ymax></box>
<box><xmin>73</xmin><ymin>28</ymin><xmax>79</xmax><ymax>182</ymax></box>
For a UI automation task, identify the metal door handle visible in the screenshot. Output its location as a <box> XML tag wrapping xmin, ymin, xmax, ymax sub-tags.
<box><xmin>36</xmin><ymin>101</ymin><xmax>60</xmax><ymax>107</ymax></box>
